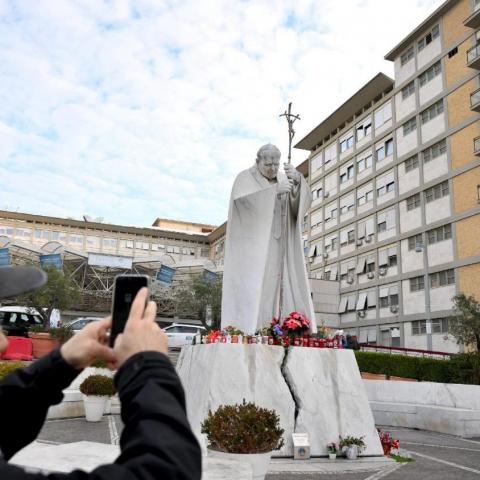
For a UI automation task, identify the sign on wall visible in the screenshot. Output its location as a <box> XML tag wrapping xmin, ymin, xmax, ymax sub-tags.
<box><xmin>88</xmin><ymin>253</ymin><xmax>133</xmax><ymax>269</ymax></box>
<box><xmin>0</xmin><ymin>248</ymin><xmax>11</xmax><ymax>266</ymax></box>
<box><xmin>156</xmin><ymin>265</ymin><xmax>176</xmax><ymax>284</ymax></box>
<box><xmin>39</xmin><ymin>253</ymin><xmax>63</xmax><ymax>270</ymax></box>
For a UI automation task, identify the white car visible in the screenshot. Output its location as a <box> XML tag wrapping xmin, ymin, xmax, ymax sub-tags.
<box><xmin>164</xmin><ymin>323</ymin><xmax>206</xmax><ymax>349</ymax></box>
<box><xmin>67</xmin><ymin>317</ymin><xmax>102</xmax><ymax>333</ymax></box>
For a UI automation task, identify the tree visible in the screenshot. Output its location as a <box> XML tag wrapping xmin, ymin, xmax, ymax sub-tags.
<box><xmin>448</xmin><ymin>294</ymin><xmax>480</xmax><ymax>353</ymax></box>
<box><xmin>17</xmin><ymin>266</ymin><xmax>81</xmax><ymax>330</ymax></box>
<box><xmin>173</xmin><ymin>274</ymin><xmax>222</xmax><ymax>330</ymax></box>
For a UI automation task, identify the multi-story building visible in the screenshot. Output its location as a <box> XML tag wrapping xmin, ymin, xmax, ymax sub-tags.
<box><xmin>295</xmin><ymin>0</ymin><xmax>480</xmax><ymax>353</ymax></box>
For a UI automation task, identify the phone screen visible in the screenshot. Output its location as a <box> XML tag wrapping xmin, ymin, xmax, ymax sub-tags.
<box><xmin>109</xmin><ymin>275</ymin><xmax>148</xmax><ymax>347</ymax></box>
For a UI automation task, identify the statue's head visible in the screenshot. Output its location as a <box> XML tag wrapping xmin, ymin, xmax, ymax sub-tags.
<box><xmin>256</xmin><ymin>144</ymin><xmax>281</xmax><ymax>180</ymax></box>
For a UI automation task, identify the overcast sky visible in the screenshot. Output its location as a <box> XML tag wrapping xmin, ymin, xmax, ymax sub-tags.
<box><xmin>0</xmin><ymin>0</ymin><xmax>443</xmax><ymax>227</ymax></box>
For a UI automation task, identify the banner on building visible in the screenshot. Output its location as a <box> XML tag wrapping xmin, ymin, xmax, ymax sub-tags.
<box><xmin>156</xmin><ymin>265</ymin><xmax>176</xmax><ymax>284</ymax></box>
<box><xmin>88</xmin><ymin>253</ymin><xmax>133</xmax><ymax>269</ymax></box>
<box><xmin>0</xmin><ymin>248</ymin><xmax>11</xmax><ymax>267</ymax></box>
<box><xmin>39</xmin><ymin>253</ymin><xmax>63</xmax><ymax>270</ymax></box>
<box><xmin>203</xmin><ymin>269</ymin><xmax>218</xmax><ymax>283</ymax></box>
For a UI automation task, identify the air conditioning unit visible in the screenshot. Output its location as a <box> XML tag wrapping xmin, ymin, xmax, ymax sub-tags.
<box><xmin>378</xmin><ymin>267</ymin><xmax>387</xmax><ymax>276</ymax></box>
<box><xmin>346</xmin><ymin>276</ymin><xmax>354</xmax><ymax>284</ymax></box>
<box><xmin>367</xmin><ymin>272</ymin><xmax>375</xmax><ymax>279</ymax></box>
<box><xmin>390</xmin><ymin>305</ymin><xmax>399</xmax><ymax>314</ymax></box>
<box><xmin>356</xmin><ymin>240</ymin><xmax>363</xmax><ymax>247</ymax></box>
<box><xmin>324</xmin><ymin>192</ymin><xmax>330</xmax><ymax>198</ymax></box>
<box><xmin>365</xmin><ymin>236</ymin><xmax>372</xmax><ymax>243</ymax></box>
<box><xmin>357</xmin><ymin>310</ymin><xmax>366</xmax><ymax>318</ymax></box>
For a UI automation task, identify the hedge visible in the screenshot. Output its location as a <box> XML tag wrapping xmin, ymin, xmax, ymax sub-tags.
<box><xmin>354</xmin><ymin>351</ymin><xmax>480</xmax><ymax>385</ymax></box>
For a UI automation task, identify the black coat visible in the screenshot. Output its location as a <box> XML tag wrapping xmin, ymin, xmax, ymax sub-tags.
<box><xmin>0</xmin><ymin>349</ymin><xmax>202</xmax><ymax>479</ymax></box>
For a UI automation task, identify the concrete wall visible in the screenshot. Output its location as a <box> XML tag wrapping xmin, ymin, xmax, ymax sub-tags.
<box><xmin>421</xmin><ymin>112</ymin><xmax>445</xmax><ymax>143</ymax></box>
<box><xmin>423</xmin><ymin>152</ymin><xmax>448</xmax><ymax>183</ymax></box>
<box><xmin>364</xmin><ymin>379</ymin><xmax>480</xmax><ymax>437</ymax></box>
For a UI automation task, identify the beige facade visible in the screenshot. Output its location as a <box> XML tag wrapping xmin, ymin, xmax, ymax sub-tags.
<box><xmin>296</xmin><ymin>0</ymin><xmax>480</xmax><ymax>352</ymax></box>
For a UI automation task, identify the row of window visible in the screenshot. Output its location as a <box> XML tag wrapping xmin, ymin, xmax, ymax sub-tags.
<box><xmin>400</xmin><ymin>24</ymin><xmax>439</xmax><ymax>66</ymax></box>
<box><xmin>407</xmin><ymin>223</ymin><xmax>452</xmax><ymax>250</ymax></box>
<box><xmin>405</xmin><ymin>181</ymin><xmax>449</xmax><ymax>210</ymax></box>
<box><xmin>411</xmin><ymin>318</ymin><xmax>449</xmax><ymax>335</ymax></box>
<box><xmin>0</xmin><ymin>226</ymin><xmax>199</xmax><ymax>255</ymax></box>
<box><xmin>409</xmin><ymin>269</ymin><xmax>455</xmax><ymax>292</ymax></box>
<box><xmin>402</xmin><ymin>99</ymin><xmax>444</xmax><ymax>136</ymax></box>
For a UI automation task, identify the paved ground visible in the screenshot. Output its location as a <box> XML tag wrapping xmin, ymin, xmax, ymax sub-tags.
<box><xmin>37</xmin><ymin>418</ymin><xmax>480</xmax><ymax>478</ymax></box>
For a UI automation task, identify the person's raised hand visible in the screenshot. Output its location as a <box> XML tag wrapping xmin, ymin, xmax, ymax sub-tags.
<box><xmin>112</xmin><ymin>287</ymin><xmax>167</xmax><ymax>369</ymax></box>
<box><xmin>61</xmin><ymin>317</ymin><xmax>116</xmax><ymax>370</ymax></box>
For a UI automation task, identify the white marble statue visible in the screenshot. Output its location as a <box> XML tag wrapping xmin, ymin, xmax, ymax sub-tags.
<box><xmin>221</xmin><ymin>144</ymin><xmax>316</xmax><ymax>335</ymax></box>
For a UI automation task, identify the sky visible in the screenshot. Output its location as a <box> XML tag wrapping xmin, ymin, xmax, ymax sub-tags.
<box><xmin>0</xmin><ymin>0</ymin><xmax>443</xmax><ymax>227</ymax></box>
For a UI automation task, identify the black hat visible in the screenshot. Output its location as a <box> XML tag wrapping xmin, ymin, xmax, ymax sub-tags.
<box><xmin>0</xmin><ymin>266</ymin><xmax>47</xmax><ymax>300</ymax></box>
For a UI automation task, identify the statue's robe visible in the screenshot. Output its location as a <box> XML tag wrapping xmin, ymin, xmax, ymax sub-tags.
<box><xmin>221</xmin><ymin>165</ymin><xmax>316</xmax><ymax>335</ymax></box>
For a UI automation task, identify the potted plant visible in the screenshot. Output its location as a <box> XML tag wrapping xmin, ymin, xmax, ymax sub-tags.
<box><xmin>201</xmin><ymin>400</ymin><xmax>284</xmax><ymax>480</ymax></box>
<box><xmin>340</xmin><ymin>435</ymin><xmax>366</xmax><ymax>460</ymax></box>
<box><xmin>79</xmin><ymin>374</ymin><xmax>116</xmax><ymax>422</ymax></box>
<box><xmin>327</xmin><ymin>442</ymin><xmax>340</xmax><ymax>460</ymax></box>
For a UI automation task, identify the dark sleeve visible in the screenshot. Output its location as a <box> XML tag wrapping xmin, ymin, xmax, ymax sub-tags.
<box><xmin>0</xmin><ymin>351</ymin><xmax>202</xmax><ymax>480</ymax></box>
<box><xmin>0</xmin><ymin>348</ymin><xmax>81</xmax><ymax>460</ymax></box>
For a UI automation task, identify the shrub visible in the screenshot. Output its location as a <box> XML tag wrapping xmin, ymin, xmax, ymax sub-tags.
<box><xmin>49</xmin><ymin>326</ymin><xmax>74</xmax><ymax>345</ymax></box>
<box><xmin>0</xmin><ymin>361</ymin><xmax>25</xmax><ymax>379</ymax></box>
<box><xmin>201</xmin><ymin>400</ymin><xmax>284</xmax><ymax>454</ymax></box>
<box><xmin>79</xmin><ymin>375</ymin><xmax>116</xmax><ymax>396</ymax></box>
<box><xmin>448</xmin><ymin>354</ymin><xmax>480</xmax><ymax>385</ymax></box>
<box><xmin>91</xmin><ymin>359</ymin><xmax>108</xmax><ymax>369</ymax></box>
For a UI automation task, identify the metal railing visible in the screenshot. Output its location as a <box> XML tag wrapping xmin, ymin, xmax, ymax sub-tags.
<box><xmin>360</xmin><ymin>343</ymin><xmax>452</xmax><ymax>360</ymax></box>
<box><xmin>471</xmin><ymin>88</ymin><xmax>480</xmax><ymax>107</ymax></box>
<box><xmin>467</xmin><ymin>44</ymin><xmax>480</xmax><ymax>63</ymax></box>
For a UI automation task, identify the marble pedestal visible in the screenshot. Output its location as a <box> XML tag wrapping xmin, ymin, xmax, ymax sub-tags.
<box><xmin>177</xmin><ymin>344</ymin><xmax>383</xmax><ymax>457</ymax></box>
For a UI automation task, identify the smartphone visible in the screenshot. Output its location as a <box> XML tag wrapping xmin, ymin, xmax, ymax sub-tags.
<box><xmin>109</xmin><ymin>274</ymin><xmax>149</xmax><ymax>347</ymax></box>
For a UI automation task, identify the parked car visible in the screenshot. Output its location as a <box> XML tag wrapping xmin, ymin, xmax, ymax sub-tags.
<box><xmin>66</xmin><ymin>317</ymin><xmax>102</xmax><ymax>333</ymax></box>
<box><xmin>0</xmin><ymin>306</ymin><xmax>43</xmax><ymax>337</ymax></box>
<box><xmin>164</xmin><ymin>323</ymin><xmax>206</xmax><ymax>349</ymax></box>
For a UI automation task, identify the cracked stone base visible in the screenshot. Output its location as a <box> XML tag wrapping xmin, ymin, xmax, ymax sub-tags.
<box><xmin>177</xmin><ymin>344</ymin><xmax>383</xmax><ymax>457</ymax></box>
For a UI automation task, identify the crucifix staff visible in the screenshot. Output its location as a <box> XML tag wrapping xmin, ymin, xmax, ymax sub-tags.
<box><xmin>277</xmin><ymin>102</ymin><xmax>301</xmax><ymax>321</ymax></box>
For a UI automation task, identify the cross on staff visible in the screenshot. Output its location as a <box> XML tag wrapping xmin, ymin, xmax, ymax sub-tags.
<box><xmin>279</xmin><ymin>102</ymin><xmax>301</xmax><ymax>164</ymax></box>
<box><xmin>277</xmin><ymin>102</ymin><xmax>301</xmax><ymax>321</ymax></box>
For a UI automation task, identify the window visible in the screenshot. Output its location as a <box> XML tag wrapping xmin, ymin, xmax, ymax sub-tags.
<box><xmin>401</xmin><ymin>81</ymin><xmax>415</xmax><ymax>100</ymax></box>
<box><xmin>429</xmin><ymin>269</ymin><xmax>455</xmax><ymax>288</ymax></box>
<box><xmin>408</xmin><ymin>233</ymin><xmax>423</xmax><ymax>251</ymax></box>
<box><xmin>331</xmin><ymin>237</ymin><xmax>338</xmax><ymax>251</ymax></box>
<box><xmin>340</xmin><ymin>165</ymin><xmax>354</xmax><ymax>183</ymax></box>
<box><xmin>425</xmin><ymin>180</ymin><xmax>449</xmax><ymax>203</ymax></box>
<box><xmin>311</xmin><ymin>210</ymin><xmax>322</xmax><ymax>228</ymax></box>
<box><xmin>386</xmin><ymin>138</ymin><xmax>394</xmax><ymax>156</ymax></box>
<box><xmin>357</xmin><ymin>188</ymin><xmax>373</xmax><ymax>206</ymax></box>
<box><xmin>448</xmin><ymin>47</ymin><xmax>458</xmax><ymax>58</ymax></box>
<box><xmin>347</xmin><ymin>230</ymin><xmax>355</xmax><ymax>244</ymax></box>
<box><xmin>432</xmin><ymin>318</ymin><xmax>449</xmax><ymax>333</ymax></box>
<box><xmin>377</xmin><ymin>181</ymin><xmax>395</xmax><ymax>197</ymax></box>
<box><xmin>374</xmin><ymin>102</ymin><xmax>392</xmax><ymax>128</ymax></box>
<box><xmin>103</xmin><ymin>238</ymin><xmax>117</xmax><ymax>248</ymax></box>
<box><xmin>311</xmin><ymin>183</ymin><xmax>323</xmax><ymax>200</ymax></box>
<box><xmin>388</xmin><ymin>250</ymin><xmax>397</xmax><ymax>267</ymax></box>
<box><xmin>376</xmin><ymin>138</ymin><xmax>393</xmax><ymax>162</ymax></box>
<box><xmin>357</xmin><ymin>154</ymin><xmax>373</xmax><ymax>173</ymax></box>
<box><xmin>356</xmin><ymin>118</ymin><xmax>372</xmax><ymax>140</ymax></box>
<box><xmin>401</xmin><ymin>46</ymin><xmax>414</xmax><ymax>65</ymax></box>
<box><xmin>404</xmin><ymin>155</ymin><xmax>419</xmax><ymax>172</ymax></box>
<box><xmin>418</xmin><ymin>61</ymin><xmax>442</xmax><ymax>87</ymax></box>
<box><xmin>311</xmin><ymin>152</ymin><xmax>322</xmax><ymax>172</ymax></box>
<box><xmin>376</xmin><ymin>145</ymin><xmax>385</xmax><ymax>162</ymax></box>
<box><xmin>324</xmin><ymin>144</ymin><xmax>336</xmax><ymax>165</ymax></box>
<box><xmin>417</xmin><ymin>24</ymin><xmax>439</xmax><ymax>51</ymax></box>
<box><xmin>403</xmin><ymin>117</ymin><xmax>417</xmax><ymax>135</ymax></box>
<box><xmin>406</xmin><ymin>193</ymin><xmax>421</xmax><ymax>211</ymax></box>
<box><xmin>340</xmin><ymin>134</ymin><xmax>354</xmax><ymax>153</ymax></box>
<box><xmin>412</xmin><ymin>320</ymin><xmax>427</xmax><ymax>335</ymax></box>
<box><xmin>410</xmin><ymin>275</ymin><xmax>425</xmax><ymax>292</ymax></box>
<box><xmin>422</xmin><ymin>139</ymin><xmax>447</xmax><ymax>163</ymax></box>
<box><xmin>420</xmin><ymin>100</ymin><xmax>444</xmax><ymax>124</ymax></box>
<box><xmin>377</xmin><ymin>221</ymin><xmax>387</xmax><ymax>232</ymax></box>
<box><xmin>427</xmin><ymin>224</ymin><xmax>452</xmax><ymax>244</ymax></box>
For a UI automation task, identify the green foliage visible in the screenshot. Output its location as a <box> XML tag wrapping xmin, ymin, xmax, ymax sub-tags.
<box><xmin>201</xmin><ymin>400</ymin><xmax>284</xmax><ymax>454</ymax></box>
<box><xmin>91</xmin><ymin>359</ymin><xmax>108</xmax><ymax>369</ymax></box>
<box><xmin>390</xmin><ymin>453</ymin><xmax>413</xmax><ymax>463</ymax></box>
<box><xmin>448</xmin><ymin>294</ymin><xmax>480</xmax><ymax>352</ymax></box>
<box><xmin>79</xmin><ymin>375</ymin><xmax>116</xmax><ymax>396</ymax></box>
<box><xmin>354</xmin><ymin>351</ymin><xmax>480</xmax><ymax>385</ymax></box>
<box><xmin>339</xmin><ymin>436</ymin><xmax>366</xmax><ymax>453</ymax></box>
<box><xmin>17</xmin><ymin>266</ymin><xmax>81</xmax><ymax>330</ymax></box>
<box><xmin>173</xmin><ymin>274</ymin><xmax>222</xmax><ymax>330</ymax></box>
<box><xmin>0</xmin><ymin>361</ymin><xmax>25</xmax><ymax>379</ymax></box>
<box><xmin>48</xmin><ymin>325</ymin><xmax>74</xmax><ymax>345</ymax></box>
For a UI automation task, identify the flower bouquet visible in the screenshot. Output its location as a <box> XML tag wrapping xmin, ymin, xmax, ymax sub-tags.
<box><xmin>222</xmin><ymin>325</ymin><xmax>244</xmax><ymax>343</ymax></box>
<box><xmin>205</xmin><ymin>330</ymin><xmax>222</xmax><ymax>344</ymax></box>
<box><xmin>282</xmin><ymin>311</ymin><xmax>310</xmax><ymax>344</ymax></box>
<box><xmin>327</xmin><ymin>442</ymin><xmax>340</xmax><ymax>460</ymax></box>
<box><xmin>377</xmin><ymin>429</ymin><xmax>400</xmax><ymax>455</ymax></box>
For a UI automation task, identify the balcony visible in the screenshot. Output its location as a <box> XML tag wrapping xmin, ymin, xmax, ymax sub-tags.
<box><xmin>474</xmin><ymin>137</ymin><xmax>480</xmax><ymax>156</ymax></box>
<box><xmin>467</xmin><ymin>44</ymin><xmax>480</xmax><ymax>69</ymax></box>
<box><xmin>471</xmin><ymin>88</ymin><xmax>480</xmax><ymax>112</ymax></box>
<box><xmin>464</xmin><ymin>3</ymin><xmax>480</xmax><ymax>28</ymax></box>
